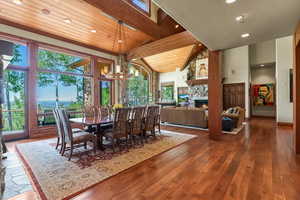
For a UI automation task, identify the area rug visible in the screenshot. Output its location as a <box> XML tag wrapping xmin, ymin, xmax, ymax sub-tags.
<box><xmin>16</xmin><ymin>130</ymin><xmax>196</xmax><ymax>200</ymax></box>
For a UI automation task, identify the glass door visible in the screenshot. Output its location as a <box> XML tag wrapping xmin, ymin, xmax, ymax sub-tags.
<box><xmin>2</xmin><ymin>69</ymin><xmax>27</xmax><ymax>140</ymax></box>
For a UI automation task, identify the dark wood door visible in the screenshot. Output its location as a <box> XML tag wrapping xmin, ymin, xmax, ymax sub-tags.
<box><xmin>223</xmin><ymin>83</ymin><xmax>245</xmax><ymax>110</ymax></box>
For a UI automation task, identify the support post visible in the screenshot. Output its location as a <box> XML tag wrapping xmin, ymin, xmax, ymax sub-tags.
<box><xmin>294</xmin><ymin>42</ymin><xmax>300</xmax><ymax>153</ymax></box>
<box><xmin>208</xmin><ymin>50</ymin><xmax>222</xmax><ymax>140</ymax></box>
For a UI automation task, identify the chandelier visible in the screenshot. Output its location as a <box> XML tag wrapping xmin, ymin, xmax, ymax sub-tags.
<box><xmin>104</xmin><ymin>20</ymin><xmax>132</xmax><ymax>80</ymax></box>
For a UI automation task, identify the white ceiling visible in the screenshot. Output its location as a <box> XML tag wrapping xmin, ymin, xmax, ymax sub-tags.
<box><xmin>152</xmin><ymin>0</ymin><xmax>300</xmax><ymax>50</ymax></box>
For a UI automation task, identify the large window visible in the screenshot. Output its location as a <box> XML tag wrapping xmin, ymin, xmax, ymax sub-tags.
<box><xmin>100</xmin><ymin>81</ymin><xmax>112</xmax><ymax>106</ymax></box>
<box><xmin>127</xmin><ymin>64</ymin><xmax>149</xmax><ymax>106</ymax></box>
<box><xmin>37</xmin><ymin>48</ymin><xmax>92</xmax><ymax>126</ymax></box>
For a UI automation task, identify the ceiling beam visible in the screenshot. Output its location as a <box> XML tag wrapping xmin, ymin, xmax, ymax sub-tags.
<box><xmin>127</xmin><ymin>31</ymin><xmax>199</xmax><ymax>60</ymax></box>
<box><xmin>83</xmin><ymin>0</ymin><xmax>162</xmax><ymax>39</ymax></box>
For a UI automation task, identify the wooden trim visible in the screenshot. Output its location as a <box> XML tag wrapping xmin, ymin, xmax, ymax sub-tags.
<box><xmin>277</xmin><ymin>122</ymin><xmax>293</xmax><ymax>127</ymax></box>
<box><xmin>0</xmin><ymin>18</ymin><xmax>118</xmax><ymax>56</ymax></box>
<box><xmin>294</xmin><ymin>38</ymin><xmax>300</xmax><ymax>154</ymax></box>
<box><xmin>161</xmin><ymin>81</ymin><xmax>174</xmax><ymax>87</ymax></box>
<box><xmin>208</xmin><ymin>51</ymin><xmax>222</xmax><ymax>140</ymax></box>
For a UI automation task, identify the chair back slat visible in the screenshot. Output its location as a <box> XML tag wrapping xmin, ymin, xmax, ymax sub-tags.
<box><xmin>53</xmin><ymin>109</ymin><xmax>63</xmax><ymax>140</ymax></box>
<box><xmin>144</xmin><ymin>106</ymin><xmax>157</xmax><ymax>131</ymax></box>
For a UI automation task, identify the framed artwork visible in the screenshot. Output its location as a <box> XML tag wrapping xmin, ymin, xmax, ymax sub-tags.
<box><xmin>196</xmin><ymin>58</ymin><xmax>208</xmax><ymax>80</ymax></box>
<box><xmin>252</xmin><ymin>84</ymin><xmax>274</xmax><ymax>106</ymax></box>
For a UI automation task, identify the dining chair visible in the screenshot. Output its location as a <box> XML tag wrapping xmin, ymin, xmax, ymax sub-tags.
<box><xmin>83</xmin><ymin>105</ymin><xmax>98</xmax><ymax>133</ymax></box>
<box><xmin>52</xmin><ymin>108</ymin><xmax>64</xmax><ymax>154</ymax></box>
<box><xmin>154</xmin><ymin>106</ymin><xmax>161</xmax><ymax>133</ymax></box>
<box><xmin>103</xmin><ymin>108</ymin><xmax>131</xmax><ymax>152</ymax></box>
<box><xmin>130</xmin><ymin>106</ymin><xmax>146</xmax><ymax>146</ymax></box>
<box><xmin>58</xmin><ymin>109</ymin><xmax>97</xmax><ymax>161</ymax></box>
<box><xmin>143</xmin><ymin>106</ymin><xmax>157</xmax><ymax>141</ymax></box>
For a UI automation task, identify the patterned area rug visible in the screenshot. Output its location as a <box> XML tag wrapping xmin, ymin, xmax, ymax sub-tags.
<box><xmin>16</xmin><ymin>131</ymin><xmax>196</xmax><ymax>200</ymax></box>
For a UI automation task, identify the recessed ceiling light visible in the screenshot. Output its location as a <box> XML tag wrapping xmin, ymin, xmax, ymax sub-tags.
<box><xmin>63</xmin><ymin>18</ymin><xmax>72</xmax><ymax>24</ymax></box>
<box><xmin>12</xmin><ymin>0</ymin><xmax>23</xmax><ymax>5</ymax></box>
<box><xmin>260</xmin><ymin>64</ymin><xmax>265</xmax><ymax>67</ymax></box>
<box><xmin>132</xmin><ymin>58</ymin><xmax>137</xmax><ymax>61</ymax></box>
<box><xmin>90</xmin><ymin>29</ymin><xmax>97</xmax><ymax>33</ymax></box>
<box><xmin>175</xmin><ymin>24</ymin><xmax>179</xmax><ymax>29</ymax></box>
<box><xmin>241</xmin><ymin>33</ymin><xmax>250</xmax><ymax>38</ymax></box>
<box><xmin>117</xmin><ymin>40</ymin><xmax>123</xmax><ymax>43</ymax></box>
<box><xmin>41</xmin><ymin>9</ymin><xmax>50</xmax><ymax>15</ymax></box>
<box><xmin>225</xmin><ymin>0</ymin><xmax>236</xmax><ymax>4</ymax></box>
<box><xmin>236</xmin><ymin>15</ymin><xmax>244</xmax><ymax>23</ymax></box>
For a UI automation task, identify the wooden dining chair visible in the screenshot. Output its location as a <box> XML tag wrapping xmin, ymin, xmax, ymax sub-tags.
<box><xmin>143</xmin><ymin>106</ymin><xmax>157</xmax><ymax>141</ymax></box>
<box><xmin>103</xmin><ymin>108</ymin><xmax>131</xmax><ymax>152</ymax></box>
<box><xmin>58</xmin><ymin>109</ymin><xmax>97</xmax><ymax>161</ymax></box>
<box><xmin>154</xmin><ymin>106</ymin><xmax>161</xmax><ymax>133</ymax></box>
<box><xmin>52</xmin><ymin>108</ymin><xmax>64</xmax><ymax>154</ymax></box>
<box><xmin>130</xmin><ymin>106</ymin><xmax>146</xmax><ymax>146</ymax></box>
<box><xmin>83</xmin><ymin>105</ymin><xmax>98</xmax><ymax>133</ymax></box>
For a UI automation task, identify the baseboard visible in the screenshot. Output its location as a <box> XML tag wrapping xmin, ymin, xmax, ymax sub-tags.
<box><xmin>277</xmin><ymin>122</ymin><xmax>293</xmax><ymax>127</ymax></box>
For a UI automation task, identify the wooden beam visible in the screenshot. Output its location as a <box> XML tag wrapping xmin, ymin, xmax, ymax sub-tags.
<box><xmin>83</xmin><ymin>0</ymin><xmax>161</xmax><ymax>39</ymax></box>
<box><xmin>127</xmin><ymin>31</ymin><xmax>198</xmax><ymax>60</ymax></box>
<box><xmin>208</xmin><ymin>51</ymin><xmax>222</xmax><ymax>140</ymax></box>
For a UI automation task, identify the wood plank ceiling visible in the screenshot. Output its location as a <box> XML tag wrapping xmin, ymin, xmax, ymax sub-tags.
<box><xmin>0</xmin><ymin>0</ymin><xmax>153</xmax><ymax>54</ymax></box>
<box><xmin>143</xmin><ymin>45</ymin><xmax>195</xmax><ymax>72</ymax></box>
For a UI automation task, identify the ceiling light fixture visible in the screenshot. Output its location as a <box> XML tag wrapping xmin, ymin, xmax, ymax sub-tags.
<box><xmin>90</xmin><ymin>29</ymin><xmax>97</xmax><ymax>33</ymax></box>
<box><xmin>12</xmin><ymin>0</ymin><xmax>23</xmax><ymax>5</ymax></box>
<box><xmin>63</xmin><ymin>18</ymin><xmax>72</xmax><ymax>24</ymax></box>
<box><xmin>260</xmin><ymin>64</ymin><xmax>265</xmax><ymax>67</ymax></box>
<box><xmin>241</xmin><ymin>33</ymin><xmax>250</xmax><ymax>38</ymax></box>
<box><xmin>175</xmin><ymin>24</ymin><xmax>179</xmax><ymax>29</ymax></box>
<box><xmin>225</xmin><ymin>0</ymin><xmax>236</xmax><ymax>4</ymax></box>
<box><xmin>236</xmin><ymin>15</ymin><xmax>244</xmax><ymax>23</ymax></box>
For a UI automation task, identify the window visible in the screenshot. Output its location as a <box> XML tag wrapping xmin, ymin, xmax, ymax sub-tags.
<box><xmin>100</xmin><ymin>81</ymin><xmax>112</xmax><ymax>106</ymax></box>
<box><xmin>2</xmin><ymin>70</ymin><xmax>26</xmax><ymax>134</ymax></box>
<box><xmin>161</xmin><ymin>84</ymin><xmax>174</xmax><ymax>102</ymax></box>
<box><xmin>127</xmin><ymin>0</ymin><xmax>151</xmax><ymax>16</ymax></box>
<box><xmin>37</xmin><ymin>47</ymin><xmax>92</xmax><ymax>126</ymax></box>
<box><xmin>127</xmin><ymin>64</ymin><xmax>149</xmax><ymax>106</ymax></box>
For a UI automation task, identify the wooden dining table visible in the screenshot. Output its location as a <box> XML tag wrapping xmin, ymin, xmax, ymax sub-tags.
<box><xmin>70</xmin><ymin>116</ymin><xmax>113</xmax><ymax>150</ymax></box>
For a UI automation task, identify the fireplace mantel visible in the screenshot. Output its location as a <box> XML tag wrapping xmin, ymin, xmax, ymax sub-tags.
<box><xmin>186</xmin><ymin>79</ymin><xmax>208</xmax><ymax>86</ymax></box>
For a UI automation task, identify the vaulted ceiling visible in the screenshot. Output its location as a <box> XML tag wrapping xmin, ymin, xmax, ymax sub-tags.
<box><xmin>0</xmin><ymin>0</ymin><xmax>153</xmax><ymax>54</ymax></box>
<box><xmin>144</xmin><ymin>45</ymin><xmax>194</xmax><ymax>72</ymax></box>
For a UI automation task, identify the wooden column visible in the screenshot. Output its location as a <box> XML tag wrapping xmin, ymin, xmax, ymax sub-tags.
<box><xmin>208</xmin><ymin>50</ymin><xmax>222</xmax><ymax>140</ymax></box>
<box><xmin>91</xmin><ymin>56</ymin><xmax>100</xmax><ymax>107</ymax></box>
<box><xmin>27</xmin><ymin>42</ymin><xmax>38</xmax><ymax>138</ymax></box>
<box><xmin>294</xmin><ymin>38</ymin><xmax>300</xmax><ymax>154</ymax></box>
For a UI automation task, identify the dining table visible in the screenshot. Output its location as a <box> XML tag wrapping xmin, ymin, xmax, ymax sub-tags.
<box><xmin>69</xmin><ymin>116</ymin><xmax>113</xmax><ymax>150</ymax></box>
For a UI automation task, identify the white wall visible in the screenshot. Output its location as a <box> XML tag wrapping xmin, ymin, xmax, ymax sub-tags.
<box><xmin>251</xmin><ymin>66</ymin><xmax>276</xmax><ymax>117</ymax></box>
<box><xmin>159</xmin><ymin>68</ymin><xmax>188</xmax><ymax>101</ymax></box>
<box><xmin>223</xmin><ymin>46</ymin><xmax>250</xmax><ymax>118</ymax></box>
<box><xmin>250</xmin><ymin>39</ymin><xmax>276</xmax><ymax>66</ymax></box>
<box><xmin>276</xmin><ymin>36</ymin><xmax>293</xmax><ymax>123</ymax></box>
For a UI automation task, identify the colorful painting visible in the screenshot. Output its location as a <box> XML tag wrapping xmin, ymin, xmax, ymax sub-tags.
<box><xmin>252</xmin><ymin>84</ymin><xmax>274</xmax><ymax>106</ymax></box>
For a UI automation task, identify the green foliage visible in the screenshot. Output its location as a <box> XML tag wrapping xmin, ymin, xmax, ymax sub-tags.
<box><xmin>161</xmin><ymin>86</ymin><xmax>174</xmax><ymax>101</ymax></box>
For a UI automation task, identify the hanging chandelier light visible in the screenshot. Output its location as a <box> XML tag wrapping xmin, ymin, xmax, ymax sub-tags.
<box><xmin>105</xmin><ymin>20</ymin><xmax>132</xmax><ymax>80</ymax></box>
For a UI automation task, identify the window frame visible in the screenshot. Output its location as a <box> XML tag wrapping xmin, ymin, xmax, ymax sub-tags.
<box><xmin>124</xmin><ymin>0</ymin><xmax>151</xmax><ymax>17</ymax></box>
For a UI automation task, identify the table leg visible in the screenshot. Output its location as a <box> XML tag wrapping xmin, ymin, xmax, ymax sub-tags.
<box><xmin>96</xmin><ymin>125</ymin><xmax>105</xmax><ymax>151</ymax></box>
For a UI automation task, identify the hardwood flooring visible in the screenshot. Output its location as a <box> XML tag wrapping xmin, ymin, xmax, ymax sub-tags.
<box><xmin>6</xmin><ymin>118</ymin><xmax>300</xmax><ymax>200</ymax></box>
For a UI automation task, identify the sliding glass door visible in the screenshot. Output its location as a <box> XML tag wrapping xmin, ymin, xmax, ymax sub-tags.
<box><xmin>2</xmin><ymin>69</ymin><xmax>27</xmax><ymax>140</ymax></box>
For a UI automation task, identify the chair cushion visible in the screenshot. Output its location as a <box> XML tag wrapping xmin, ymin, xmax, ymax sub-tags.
<box><xmin>73</xmin><ymin>131</ymin><xmax>95</xmax><ymax>143</ymax></box>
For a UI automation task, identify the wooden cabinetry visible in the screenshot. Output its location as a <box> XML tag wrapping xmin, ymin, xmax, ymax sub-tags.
<box><xmin>223</xmin><ymin>83</ymin><xmax>245</xmax><ymax>110</ymax></box>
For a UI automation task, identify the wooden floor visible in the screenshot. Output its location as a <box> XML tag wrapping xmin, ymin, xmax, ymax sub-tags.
<box><xmin>7</xmin><ymin>118</ymin><xmax>300</xmax><ymax>200</ymax></box>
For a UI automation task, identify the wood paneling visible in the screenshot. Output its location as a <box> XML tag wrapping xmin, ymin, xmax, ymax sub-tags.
<box><xmin>143</xmin><ymin>45</ymin><xmax>194</xmax><ymax>72</ymax></box>
<box><xmin>0</xmin><ymin>0</ymin><xmax>152</xmax><ymax>54</ymax></box>
<box><xmin>181</xmin><ymin>45</ymin><xmax>206</xmax><ymax>71</ymax></box>
<box><xmin>294</xmin><ymin>40</ymin><xmax>300</xmax><ymax>154</ymax></box>
<box><xmin>127</xmin><ymin>31</ymin><xmax>198</xmax><ymax>60</ymax></box>
<box><xmin>186</xmin><ymin>79</ymin><xmax>208</xmax><ymax>86</ymax></box>
<box><xmin>223</xmin><ymin>83</ymin><xmax>245</xmax><ymax>110</ymax></box>
<box><xmin>157</xmin><ymin>8</ymin><xmax>185</xmax><ymax>35</ymax></box>
<box><xmin>208</xmin><ymin>51</ymin><xmax>222</xmax><ymax>140</ymax></box>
